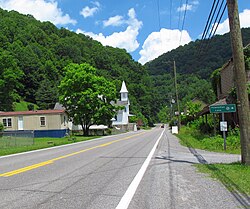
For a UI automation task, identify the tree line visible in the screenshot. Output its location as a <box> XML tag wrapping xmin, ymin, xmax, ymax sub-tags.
<box><xmin>0</xmin><ymin>8</ymin><xmax>155</xmax><ymax>125</ymax></box>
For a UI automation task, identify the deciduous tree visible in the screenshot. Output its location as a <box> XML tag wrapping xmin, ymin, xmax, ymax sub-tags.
<box><xmin>59</xmin><ymin>63</ymin><xmax>117</xmax><ymax>136</ymax></box>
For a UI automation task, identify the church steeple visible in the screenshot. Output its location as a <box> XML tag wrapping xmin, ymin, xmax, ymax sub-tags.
<box><xmin>120</xmin><ymin>81</ymin><xmax>128</xmax><ymax>102</ymax></box>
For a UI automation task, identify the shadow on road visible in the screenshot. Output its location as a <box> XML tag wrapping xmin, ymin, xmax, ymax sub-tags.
<box><xmin>182</xmin><ymin>138</ymin><xmax>250</xmax><ymax>209</ymax></box>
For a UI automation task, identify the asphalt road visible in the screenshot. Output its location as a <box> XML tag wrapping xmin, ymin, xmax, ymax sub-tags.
<box><xmin>0</xmin><ymin>127</ymin><xmax>247</xmax><ymax>209</ymax></box>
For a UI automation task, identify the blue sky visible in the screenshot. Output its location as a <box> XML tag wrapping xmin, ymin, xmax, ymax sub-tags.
<box><xmin>0</xmin><ymin>0</ymin><xmax>249</xmax><ymax>64</ymax></box>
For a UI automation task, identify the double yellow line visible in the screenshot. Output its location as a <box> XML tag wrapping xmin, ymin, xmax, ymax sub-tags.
<box><xmin>0</xmin><ymin>132</ymin><xmax>145</xmax><ymax>177</ymax></box>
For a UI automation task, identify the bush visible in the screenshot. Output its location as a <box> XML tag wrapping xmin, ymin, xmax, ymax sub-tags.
<box><xmin>0</xmin><ymin>123</ymin><xmax>4</xmax><ymax>132</ymax></box>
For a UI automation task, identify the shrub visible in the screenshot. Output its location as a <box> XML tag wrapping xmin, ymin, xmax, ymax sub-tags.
<box><xmin>0</xmin><ymin>123</ymin><xmax>4</xmax><ymax>132</ymax></box>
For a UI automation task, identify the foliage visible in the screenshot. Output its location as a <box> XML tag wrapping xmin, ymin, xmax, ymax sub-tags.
<box><xmin>146</xmin><ymin>29</ymin><xmax>250</xmax><ymax>119</ymax></box>
<box><xmin>0</xmin><ymin>51</ymin><xmax>23</xmax><ymax>111</ymax></box>
<box><xmin>13</xmin><ymin>101</ymin><xmax>38</xmax><ymax>111</ymax></box>
<box><xmin>0</xmin><ymin>122</ymin><xmax>4</xmax><ymax>131</ymax></box>
<box><xmin>146</xmin><ymin>28</ymin><xmax>250</xmax><ymax>78</ymax></box>
<box><xmin>0</xmin><ymin>8</ymin><xmax>153</xmax><ymax>124</ymax></box>
<box><xmin>187</xmin><ymin>116</ymin><xmax>216</xmax><ymax>135</ymax></box>
<box><xmin>177</xmin><ymin>126</ymin><xmax>241</xmax><ymax>154</ymax></box>
<box><xmin>181</xmin><ymin>101</ymin><xmax>202</xmax><ymax>124</ymax></box>
<box><xmin>59</xmin><ymin>63</ymin><xmax>118</xmax><ymax>136</ymax></box>
<box><xmin>157</xmin><ymin>106</ymin><xmax>169</xmax><ymax>123</ymax></box>
<box><xmin>129</xmin><ymin>112</ymin><xmax>148</xmax><ymax>127</ymax></box>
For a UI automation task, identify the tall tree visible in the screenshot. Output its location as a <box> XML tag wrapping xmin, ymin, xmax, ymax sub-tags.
<box><xmin>59</xmin><ymin>63</ymin><xmax>118</xmax><ymax>136</ymax></box>
<box><xmin>0</xmin><ymin>51</ymin><xmax>23</xmax><ymax>111</ymax></box>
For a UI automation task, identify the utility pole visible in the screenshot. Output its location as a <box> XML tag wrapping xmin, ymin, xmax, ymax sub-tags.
<box><xmin>173</xmin><ymin>60</ymin><xmax>181</xmax><ymax>131</ymax></box>
<box><xmin>227</xmin><ymin>0</ymin><xmax>250</xmax><ymax>165</ymax></box>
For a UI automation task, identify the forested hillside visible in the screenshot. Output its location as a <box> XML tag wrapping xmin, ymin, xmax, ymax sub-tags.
<box><xmin>146</xmin><ymin>28</ymin><xmax>250</xmax><ymax>78</ymax></box>
<box><xmin>1</xmin><ymin>7</ymin><xmax>249</xmax><ymax>124</ymax></box>
<box><xmin>146</xmin><ymin>28</ymin><xmax>250</xmax><ymax>118</ymax></box>
<box><xmin>0</xmin><ymin>8</ymin><xmax>155</xmax><ymax>124</ymax></box>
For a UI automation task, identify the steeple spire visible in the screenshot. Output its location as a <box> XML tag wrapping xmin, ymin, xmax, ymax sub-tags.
<box><xmin>120</xmin><ymin>81</ymin><xmax>128</xmax><ymax>101</ymax></box>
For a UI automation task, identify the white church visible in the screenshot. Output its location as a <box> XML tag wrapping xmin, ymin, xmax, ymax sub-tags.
<box><xmin>112</xmin><ymin>81</ymin><xmax>133</xmax><ymax>129</ymax></box>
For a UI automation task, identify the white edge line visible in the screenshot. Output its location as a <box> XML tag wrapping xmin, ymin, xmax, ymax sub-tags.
<box><xmin>0</xmin><ymin>131</ymin><xmax>144</xmax><ymax>159</ymax></box>
<box><xmin>115</xmin><ymin>129</ymin><xmax>165</xmax><ymax>209</ymax></box>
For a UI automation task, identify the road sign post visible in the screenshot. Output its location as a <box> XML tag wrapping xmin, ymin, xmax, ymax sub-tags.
<box><xmin>209</xmin><ymin>104</ymin><xmax>236</xmax><ymax>150</ymax></box>
<box><xmin>209</xmin><ymin>104</ymin><xmax>236</xmax><ymax>113</ymax></box>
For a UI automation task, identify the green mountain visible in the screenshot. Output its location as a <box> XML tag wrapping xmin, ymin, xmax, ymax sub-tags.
<box><xmin>1</xmin><ymin>7</ymin><xmax>249</xmax><ymax>124</ymax></box>
<box><xmin>146</xmin><ymin>28</ymin><xmax>250</xmax><ymax>78</ymax></box>
<box><xmin>145</xmin><ymin>28</ymin><xmax>250</xmax><ymax>118</ymax></box>
<box><xmin>0</xmin><ymin>8</ymin><xmax>155</xmax><ymax>124</ymax></box>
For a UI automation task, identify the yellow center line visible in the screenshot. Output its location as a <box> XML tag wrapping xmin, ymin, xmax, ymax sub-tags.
<box><xmin>0</xmin><ymin>132</ymin><xmax>145</xmax><ymax>177</ymax></box>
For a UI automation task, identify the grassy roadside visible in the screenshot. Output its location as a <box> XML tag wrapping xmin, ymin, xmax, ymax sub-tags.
<box><xmin>196</xmin><ymin>163</ymin><xmax>250</xmax><ymax>196</ymax></box>
<box><xmin>0</xmin><ymin>135</ymin><xmax>98</xmax><ymax>156</ymax></box>
<box><xmin>176</xmin><ymin>126</ymin><xmax>250</xmax><ymax>197</ymax></box>
<box><xmin>177</xmin><ymin>126</ymin><xmax>241</xmax><ymax>154</ymax></box>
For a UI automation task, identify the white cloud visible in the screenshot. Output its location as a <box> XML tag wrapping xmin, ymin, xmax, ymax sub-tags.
<box><xmin>77</xmin><ymin>8</ymin><xmax>142</xmax><ymax>53</ymax></box>
<box><xmin>215</xmin><ymin>9</ymin><xmax>250</xmax><ymax>35</ymax></box>
<box><xmin>80</xmin><ymin>1</ymin><xmax>100</xmax><ymax>18</ymax></box>
<box><xmin>177</xmin><ymin>4</ymin><xmax>193</xmax><ymax>12</ymax></box>
<box><xmin>80</xmin><ymin>6</ymin><xmax>98</xmax><ymax>18</ymax></box>
<box><xmin>0</xmin><ymin>0</ymin><xmax>76</xmax><ymax>25</ymax></box>
<box><xmin>103</xmin><ymin>15</ymin><xmax>124</xmax><ymax>27</ymax></box>
<box><xmin>177</xmin><ymin>1</ymin><xmax>199</xmax><ymax>12</ymax></box>
<box><xmin>138</xmin><ymin>29</ymin><xmax>192</xmax><ymax>64</ymax></box>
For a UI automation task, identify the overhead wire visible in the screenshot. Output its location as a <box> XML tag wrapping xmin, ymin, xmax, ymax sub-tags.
<box><xmin>208</xmin><ymin>1</ymin><xmax>227</xmax><ymax>39</ymax></box>
<box><xmin>169</xmin><ymin>0</ymin><xmax>172</xmax><ymax>29</ymax></box>
<box><xmin>157</xmin><ymin>0</ymin><xmax>162</xmax><ymax>30</ymax></box>
<box><xmin>177</xmin><ymin>0</ymin><xmax>183</xmax><ymax>30</ymax></box>
<box><xmin>179</xmin><ymin>0</ymin><xmax>189</xmax><ymax>44</ymax></box>
<box><xmin>200</xmin><ymin>0</ymin><xmax>217</xmax><ymax>41</ymax></box>
<box><xmin>198</xmin><ymin>0</ymin><xmax>227</xmax><ymax>56</ymax></box>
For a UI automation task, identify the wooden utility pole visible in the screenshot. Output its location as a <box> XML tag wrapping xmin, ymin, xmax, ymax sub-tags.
<box><xmin>173</xmin><ymin>60</ymin><xmax>181</xmax><ymax>131</ymax></box>
<box><xmin>227</xmin><ymin>0</ymin><xmax>250</xmax><ymax>165</ymax></box>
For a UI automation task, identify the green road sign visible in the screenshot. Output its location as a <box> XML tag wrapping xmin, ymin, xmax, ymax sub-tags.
<box><xmin>209</xmin><ymin>104</ymin><xmax>236</xmax><ymax>113</ymax></box>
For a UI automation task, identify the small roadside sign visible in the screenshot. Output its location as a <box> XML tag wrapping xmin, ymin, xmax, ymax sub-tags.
<box><xmin>209</xmin><ymin>104</ymin><xmax>236</xmax><ymax>113</ymax></box>
<box><xmin>220</xmin><ymin>121</ymin><xmax>227</xmax><ymax>131</ymax></box>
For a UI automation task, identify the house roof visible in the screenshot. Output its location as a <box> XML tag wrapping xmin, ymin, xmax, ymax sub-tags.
<box><xmin>54</xmin><ymin>102</ymin><xmax>65</xmax><ymax>110</ymax></box>
<box><xmin>198</xmin><ymin>98</ymin><xmax>228</xmax><ymax>116</ymax></box>
<box><xmin>0</xmin><ymin>109</ymin><xmax>66</xmax><ymax>117</ymax></box>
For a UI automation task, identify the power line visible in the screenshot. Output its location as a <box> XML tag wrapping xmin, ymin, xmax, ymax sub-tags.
<box><xmin>177</xmin><ymin>0</ymin><xmax>183</xmax><ymax>30</ymax></box>
<box><xmin>179</xmin><ymin>0</ymin><xmax>189</xmax><ymax>44</ymax></box>
<box><xmin>209</xmin><ymin>1</ymin><xmax>227</xmax><ymax>39</ymax></box>
<box><xmin>169</xmin><ymin>0</ymin><xmax>172</xmax><ymax>29</ymax></box>
<box><xmin>198</xmin><ymin>0</ymin><xmax>227</xmax><ymax>56</ymax></box>
<box><xmin>200</xmin><ymin>0</ymin><xmax>217</xmax><ymax>41</ymax></box>
<box><xmin>157</xmin><ymin>0</ymin><xmax>161</xmax><ymax>30</ymax></box>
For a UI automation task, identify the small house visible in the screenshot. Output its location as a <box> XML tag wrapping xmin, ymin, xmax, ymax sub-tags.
<box><xmin>0</xmin><ymin>110</ymin><xmax>69</xmax><ymax>138</ymax></box>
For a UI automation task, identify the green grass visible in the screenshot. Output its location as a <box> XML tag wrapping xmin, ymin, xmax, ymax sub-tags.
<box><xmin>13</xmin><ymin>101</ymin><xmax>38</xmax><ymax>111</ymax></box>
<box><xmin>0</xmin><ymin>135</ymin><xmax>98</xmax><ymax>156</ymax></box>
<box><xmin>177</xmin><ymin>126</ymin><xmax>241</xmax><ymax>154</ymax></box>
<box><xmin>196</xmin><ymin>163</ymin><xmax>250</xmax><ymax>196</ymax></box>
<box><xmin>177</xmin><ymin>126</ymin><xmax>250</xmax><ymax>198</ymax></box>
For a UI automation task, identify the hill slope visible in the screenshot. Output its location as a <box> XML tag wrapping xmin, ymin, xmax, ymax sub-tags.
<box><xmin>146</xmin><ymin>28</ymin><xmax>250</xmax><ymax>78</ymax></box>
<box><xmin>0</xmin><ymin>8</ymin><xmax>155</xmax><ymax>124</ymax></box>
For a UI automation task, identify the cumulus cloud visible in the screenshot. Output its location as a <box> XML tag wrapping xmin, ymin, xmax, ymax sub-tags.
<box><xmin>80</xmin><ymin>1</ymin><xmax>100</xmax><ymax>18</ymax></box>
<box><xmin>0</xmin><ymin>0</ymin><xmax>76</xmax><ymax>25</ymax></box>
<box><xmin>177</xmin><ymin>0</ymin><xmax>199</xmax><ymax>12</ymax></box>
<box><xmin>215</xmin><ymin>9</ymin><xmax>250</xmax><ymax>35</ymax></box>
<box><xmin>138</xmin><ymin>29</ymin><xmax>192</xmax><ymax>64</ymax></box>
<box><xmin>103</xmin><ymin>15</ymin><xmax>124</xmax><ymax>27</ymax></box>
<box><xmin>77</xmin><ymin>8</ymin><xmax>142</xmax><ymax>53</ymax></box>
<box><xmin>177</xmin><ymin>4</ymin><xmax>193</xmax><ymax>12</ymax></box>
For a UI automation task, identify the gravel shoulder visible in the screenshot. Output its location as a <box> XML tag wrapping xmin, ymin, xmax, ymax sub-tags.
<box><xmin>129</xmin><ymin>127</ymin><xmax>249</xmax><ymax>209</ymax></box>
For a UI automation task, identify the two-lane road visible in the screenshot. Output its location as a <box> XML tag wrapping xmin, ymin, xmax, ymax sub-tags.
<box><xmin>0</xmin><ymin>128</ymin><xmax>163</xmax><ymax>209</ymax></box>
<box><xmin>0</xmin><ymin>127</ymin><xmax>246</xmax><ymax>209</ymax></box>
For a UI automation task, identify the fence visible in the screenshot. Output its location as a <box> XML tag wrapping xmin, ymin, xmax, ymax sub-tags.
<box><xmin>0</xmin><ymin>131</ymin><xmax>34</xmax><ymax>148</ymax></box>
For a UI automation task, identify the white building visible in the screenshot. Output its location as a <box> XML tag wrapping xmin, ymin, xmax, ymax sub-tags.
<box><xmin>112</xmin><ymin>81</ymin><xmax>131</xmax><ymax>126</ymax></box>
